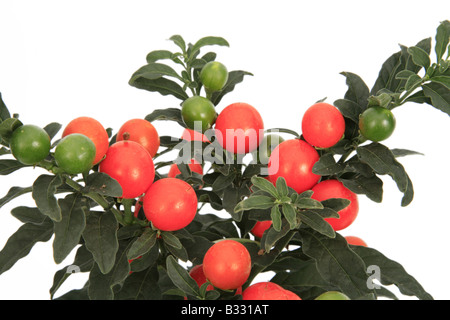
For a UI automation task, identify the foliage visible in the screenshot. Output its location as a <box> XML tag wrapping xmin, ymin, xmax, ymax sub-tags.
<box><xmin>0</xmin><ymin>21</ymin><xmax>449</xmax><ymax>300</ymax></box>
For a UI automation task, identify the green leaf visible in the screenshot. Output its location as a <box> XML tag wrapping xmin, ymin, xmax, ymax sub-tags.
<box><xmin>0</xmin><ymin>92</ymin><xmax>11</xmax><ymax>122</ymax></box>
<box><xmin>82</xmin><ymin>172</ymin><xmax>123</xmax><ymax>197</ymax></box>
<box><xmin>339</xmin><ymin>175</ymin><xmax>383</xmax><ymax>203</ymax></box>
<box><xmin>161</xmin><ymin>231</ymin><xmax>183</xmax><ymax>250</ymax></box>
<box><xmin>10</xmin><ymin>206</ymin><xmax>47</xmax><ymax>225</ymax></box>
<box><xmin>146</xmin><ymin>50</ymin><xmax>175</xmax><ymax>63</ymax></box>
<box><xmin>429</xmin><ymin>75</ymin><xmax>450</xmax><ymax>90</ymax></box>
<box><xmin>0</xmin><ymin>159</ymin><xmax>27</xmax><ymax>175</ymax></box>
<box><xmin>300</xmin><ymin>230</ymin><xmax>374</xmax><ymax>299</ymax></box>
<box><xmin>270</xmin><ymin>205</ymin><xmax>282</xmax><ymax>232</ymax></box>
<box><xmin>352</xmin><ymin>246</ymin><xmax>433</xmax><ymax>300</ymax></box>
<box><xmin>0</xmin><ymin>218</ymin><xmax>53</xmax><ymax>276</ymax></box>
<box><xmin>145</xmin><ymin>108</ymin><xmax>186</xmax><ymax>127</ymax></box>
<box><xmin>166</xmin><ymin>255</ymin><xmax>200</xmax><ymax>298</ymax></box>
<box><xmin>189</xmin><ymin>36</ymin><xmax>230</xmax><ymax>60</ymax></box>
<box><xmin>407</xmin><ymin>46</ymin><xmax>431</xmax><ymax>70</ymax></box>
<box><xmin>82</xmin><ymin>210</ymin><xmax>119</xmax><ymax>274</ymax></box>
<box><xmin>212</xmin><ymin>171</ymin><xmax>236</xmax><ymax>192</ymax></box>
<box><xmin>390</xmin><ymin>148</ymin><xmax>424</xmax><ymax>157</ymax></box>
<box><xmin>52</xmin><ymin>194</ymin><xmax>89</xmax><ymax>264</ymax></box>
<box><xmin>0</xmin><ymin>186</ymin><xmax>31</xmax><ymax>210</ymax></box>
<box><xmin>32</xmin><ymin>174</ymin><xmax>64</xmax><ymax>222</ymax></box>
<box><xmin>250</xmin><ymin>175</ymin><xmax>278</xmax><ymax>198</ymax></box>
<box><xmin>435</xmin><ymin>20</ymin><xmax>450</xmax><ymax>61</ymax></box>
<box><xmin>281</xmin><ymin>203</ymin><xmax>298</xmax><ymax>229</ymax></box>
<box><xmin>356</xmin><ymin>143</ymin><xmax>413</xmax><ymax>205</ymax></box>
<box><xmin>312</xmin><ymin>153</ymin><xmax>346</xmax><ymax>176</ymax></box>
<box><xmin>298</xmin><ymin>210</ymin><xmax>335</xmax><ymax>238</ymax></box>
<box><xmin>210</xmin><ymin>70</ymin><xmax>253</xmax><ymax>106</ymax></box>
<box><xmin>114</xmin><ymin>265</ymin><xmax>162</xmax><ymax>300</ymax></box>
<box><xmin>422</xmin><ymin>82</ymin><xmax>450</xmax><ymax>116</ymax></box>
<box><xmin>129</xmin><ymin>76</ymin><xmax>189</xmax><ymax>101</ymax></box>
<box><xmin>261</xmin><ymin>217</ymin><xmax>290</xmax><ymax>253</ymax></box>
<box><xmin>130</xmin><ymin>62</ymin><xmax>183</xmax><ymax>82</ymax></box>
<box><xmin>87</xmin><ymin>240</ymin><xmax>132</xmax><ymax>300</ymax></box>
<box><xmin>275</xmin><ymin>177</ymin><xmax>289</xmax><ymax>198</ymax></box>
<box><xmin>234</xmin><ymin>195</ymin><xmax>275</xmax><ymax>213</ymax></box>
<box><xmin>127</xmin><ymin>228</ymin><xmax>158</xmax><ymax>261</ymax></box>
<box><xmin>43</xmin><ymin>122</ymin><xmax>62</xmax><ymax>141</ymax></box>
<box><xmin>340</xmin><ymin>72</ymin><xmax>370</xmax><ymax>110</ymax></box>
<box><xmin>169</xmin><ymin>35</ymin><xmax>186</xmax><ymax>54</ymax></box>
<box><xmin>334</xmin><ymin>98</ymin><xmax>363</xmax><ymax>123</ymax></box>
<box><xmin>50</xmin><ymin>244</ymin><xmax>94</xmax><ymax>299</ymax></box>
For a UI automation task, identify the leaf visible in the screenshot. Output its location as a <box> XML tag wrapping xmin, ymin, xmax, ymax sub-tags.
<box><xmin>339</xmin><ymin>175</ymin><xmax>384</xmax><ymax>203</ymax></box>
<box><xmin>282</xmin><ymin>203</ymin><xmax>298</xmax><ymax>229</ymax></box>
<box><xmin>435</xmin><ymin>20</ymin><xmax>450</xmax><ymax>61</ymax></box>
<box><xmin>212</xmin><ymin>171</ymin><xmax>236</xmax><ymax>191</ymax></box>
<box><xmin>352</xmin><ymin>246</ymin><xmax>433</xmax><ymax>300</ymax></box>
<box><xmin>10</xmin><ymin>206</ymin><xmax>47</xmax><ymax>225</ymax></box>
<box><xmin>429</xmin><ymin>75</ymin><xmax>450</xmax><ymax>90</ymax></box>
<box><xmin>390</xmin><ymin>148</ymin><xmax>424</xmax><ymax>157</ymax></box>
<box><xmin>166</xmin><ymin>255</ymin><xmax>200</xmax><ymax>298</ymax></box>
<box><xmin>87</xmin><ymin>240</ymin><xmax>132</xmax><ymax>300</ymax></box>
<box><xmin>209</xmin><ymin>70</ymin><xmax>253</xmax><ymax>106</ymax></box>
<box><xmin>0</xmin><ymin>92</ymin><xmax>11</xmax><ymax>121</ymax></box>
<box><xmin>50</xmin><ymin>244</ymin><xmax>94</xmax><ymax>299</ymax></box>
<box><xmin>32</xmin><ymin>174</ymin><xmax>64</xmax><ymax>222</ymax></box>
<box><xmin>127</xmin><ymin>228</ymin><xmax>158</xmax><ymax>261</ymax></box>
<box><xmin>0</xmin><ymin>186</ymin><xmax>32</xmax><ymax>210</ymax></box>
<box><xmin>260</xmin><ymin>217</ymin><xmax>290</xmax><ymax>253</ymax></box>
<box><xmin>312</xmin><ymin>153</ymin><xmax>346</xmax><ymax>176</ymax></box>
<box><xmin>0</xmin><ymin>218</ymin><xmax>53</xmax><ymax>276</ymax></box>
<box><xmin>270</xmin><ymin>205</ymin><xmax>282</xmax><ymax>232</ymax></box>
<box><xmin>82</xmin><ymin>172</ymin><xmax>123</xmax><ymax>197</ymax></box>
<box><xmin>356</xmin><ymin>143</ymin><xmax>412</xmax><ymax>205</ymax></box>
<box><xmin>146</xmin><ymin>50</ymin><xmax>175</xmax><ymax>63</ymax></box>
<box><xmin>43</xmin><ymin>122</ymin><xmax>62</xmax><ymax>140</ymax></box>
<box><xmin>52</xmin><ymin>194</ymin><xmax>89</xmax><ymax>264</ymax></box>
<box><xmin>130</xmin><ymin>62</ymin><xmax>183</xmax><ymax>82</ymax></box>
<box><xmin>422</xmin><ymin>82</ymin><xmax>450</xmax><ymax>115</ymax></box>
<box><xmin>407</xmin><ymin>46</ymin><xmax>431</xmax><ymax>70</ymax></box>
<box><xmin>300</xmin><ymin>230</ymin><xmax>374</xmax><ymax>299</ymax></box>
<box><xmin>298</xmin><ymin>210</ymin><xmax>335</xmax><ymax>238</ymax></box>
<box><xmin>275</xmin><ymin>176</ymin><xmax>289</xmax><ymax>198</ymax></box>
<box><xmin>145</xmin><ymin>108</ymin><xmax>186</xmax><ymax>127</ymax></box>
<box><xmin>250</xmin><ymin>175</ymin><xmax>278</xmax><ymax>198</ymax></box>
<box><xmin>82</xmin><ymin>210</ymin><xmax>119</xmax><ymax>274</ymax></box>
<box><xmin>333</xmin><ymin>98</ymin><xmax>363</xmax><ymax>123</ymax></box>
<box><xmin>161</xmin><ymin>231</ymin><xmax>183</xmax><ymax>250</ymax></box>
<box><xmin>0</xmin><ymin>159</ymin><xmax>27</xmax><ymax>175</ymax></box>
<box><xmin>234</xmin><ymin>195</ymin><xmax>275</xmax><ymax>213</ymax></box>
<box><xmin>129</xmin><ymin>76</ymin><xmax>189</xmax><ymax>101</ymax></box>
<box><xmin>169</xmin><ymin>35</ymin><xmax>186</xmax><ymax>53</ymax></box>
<box><xmin>189</xmin><ymin>36</ymin><xmax>230</xmax><ymax>60</ymax></box>
<box><xmin>340</xmin><ymin>72</ymin><xmax>370</xmax><ymax>110</ymax></box>
<box><xmin>114</xmin><ymin>265</ymin><xmax>161</xmax><ymax>300</ymax></box>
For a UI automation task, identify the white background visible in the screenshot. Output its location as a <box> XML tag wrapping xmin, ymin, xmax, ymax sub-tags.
<box><xmin>0</xmin><ymin>0</ymin><xmax>449</xmax><ymax>300</ymax></box>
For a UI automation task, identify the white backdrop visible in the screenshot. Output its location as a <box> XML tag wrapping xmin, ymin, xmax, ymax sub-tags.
<box><xmin>0</xmin><ymin>0</ymin><xmax>449</xmax><ymax>300</ymax></box>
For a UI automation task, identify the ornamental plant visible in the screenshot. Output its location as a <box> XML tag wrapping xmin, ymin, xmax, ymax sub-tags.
<box><xmin>0</xmin><ymin>21</ymin><xmax>449</xmax><ymax>300</ymax></box>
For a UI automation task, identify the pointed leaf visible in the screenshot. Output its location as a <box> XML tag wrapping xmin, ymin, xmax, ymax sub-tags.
<box><xmin>352</xmin><ymin>246</ymin><xmax>433</xmax><ymax>300</ymax></box>
<box><xmin>312</xmin><ymin>153</ymin><xmax>346</xmax><ymax>176</ymax></box>
<box><xmin>129</xmin><ymin>76</ymin><xmax>189</xmax><ymax>101</ymax></box>
<box><xmin>83</xmin><ymin>172</ymin><xmax>123</xmax><ymax>197</ymax></box>
<box><xmin>435</xmin><ymin>20</ymin><xmax>450</xmax><ymax>61</ymax></box>
<box><xmin>0</xmin><ymin>218</ymin><xmax>53</xmax><ymax>276</ymax></box>
<box><xmin>340</xmin><ymin>72</ymin><xmax>370</xmax><ymax>110</ymax></box>
<box><xmin>407</xmin><ymin>46</ymin><xmax>431</xmax><ymax>70</ymax></box>
<box><xmin>127</xmin><ymin>228</ymin><xmax>158</xmax><ymax>261</ymax></box>
<box><xmin>298</xmin><ymin>210</ymin><xmax>335</xmax><ymax>238</ymax></box>
<box><xmin>300</xmin><ymin>229</ymin><xmax>374</xmax><ymax>299</ymax></box>
<box><xmin>0</xmin><ymin>159</ymin><xmax>27</xmax><ymax>175</ymax></box>
<box><xmin>422</xmin><ymin>82</ymin><xmax>450</xmax><ymax>115</ymax></box>
<box><xmin>145</xmin><ymin>108</ymin><xmax>186</xmax><ymax>127</ymax></box>
<box><xmin>166</xmin><ymin>255</ymin><xmax>200</xmax><ymax>297</ymax></box>
<box><xmin>234</xmin><ymin>195</ymin><xmax>275</xmax><ymax>213</ymax></box>
<box><xmin>114</xmin><ymin>265</ymin><xmax>161</xmax><ymax>300</ymax></box>
<box><xmin>210</xmin><ymin>70</ymin><xmax>253</xmax><ymax>106</ymax></box>
<box><xmin>189</xmin><ymin>36</ymin><xmax>229</xmax><ymax>59</ymax></box>
<box><xmin>82</xmin><ymin>210</ymin><xmax>119</xmax><ymax>274</ymax></box>
<box><xmin>32</xmin><ymin>174</ymin><xmax>63</xmax><ymax>222</ymax></box>
<box><xmin>0</xmin><ymin>92</ymin><xmax>11</xmax><ymax>121</ymax></box>
<box><xmin>0</xmin><ymin>186</ymin><xmax>32</xmax><ymax>209</ymax></box>
<box><xmin>169</xmin><ymin>35</ymin><xmax>186</xmax><ymax>53</ymax></box>
<box><xmin>53</xmin><ymin>194</ymin><xmax>89</xmax><ymax>264</ymax></box>
<box><xmin>251</xmin><ymin>175</ymin><xmax>278</xmax><ymax>198</ymax></box>
<box><xmin>10</xmin><ymin>206</ymin><xmax>47</xmax><ymax>225</ymax></box>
